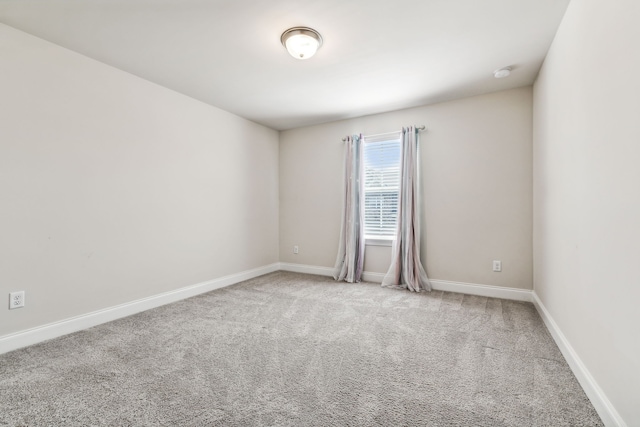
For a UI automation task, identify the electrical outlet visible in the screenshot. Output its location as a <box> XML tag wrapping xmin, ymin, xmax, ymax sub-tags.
<box><xmin>492</xmin><ymin>260</ymin><xmax>502</xmax><ymax>272</ymax></box>
<box><xmin>293</xmin><ymin>245</ymin><xmax>299</xmax><ymax>254</ymax></box>
<box><xmin>9</xmin><ymin>291</ymin><xmax>25</xmax><ymax>309</ymax></box>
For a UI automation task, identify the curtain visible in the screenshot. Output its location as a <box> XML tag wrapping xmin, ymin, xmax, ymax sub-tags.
<box><xmin>382</xmin><ymin>127</ymin><xmax>431</xmax><ymax>292</ymax></box>
<box><xmin>333</xmin><ymin>135</ymin><xmax>365</xmax><ymax>283</ymax></box>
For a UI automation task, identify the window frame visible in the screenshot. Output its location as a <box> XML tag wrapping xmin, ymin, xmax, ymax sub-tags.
<box><xmin>361</xmin><ymin>132</ymin><xmax>402</xmax><ymax>246</ymax></box>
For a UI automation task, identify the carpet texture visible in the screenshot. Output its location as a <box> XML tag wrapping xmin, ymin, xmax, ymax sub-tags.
<box><xmin>0</xmin><ymin>272</ymin><xmax>602</xmax><ymax>426</ymax></box>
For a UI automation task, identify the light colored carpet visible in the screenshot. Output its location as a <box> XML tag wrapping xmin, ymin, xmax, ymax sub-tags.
<box><xmin>0</xmin><ymin>272</ymin><xmax>602</xmax><ymax>426</ymax></box>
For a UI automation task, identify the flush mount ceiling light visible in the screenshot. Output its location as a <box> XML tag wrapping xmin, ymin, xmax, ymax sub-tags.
<box><xmin>494</xmin><ymin>67</ymin><xmax>512</xmax><ymax>78</ymax></box>
<box><xmin>281</xmin><ymin>27</ymin><xmax>323</xmax><ymax>60</ymax></box>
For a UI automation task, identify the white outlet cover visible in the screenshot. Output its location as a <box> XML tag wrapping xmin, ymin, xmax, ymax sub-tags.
<box><xmin>9</xmin><ymin>291</ymin><xmax>25</xmax><ymax>309</ymax></box>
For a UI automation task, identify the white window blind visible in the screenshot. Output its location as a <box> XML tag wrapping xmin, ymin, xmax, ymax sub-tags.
<box><xmin>362</xmin><ymin>134</ymin><xmax>401</xmax><ymax>241</ymax></box>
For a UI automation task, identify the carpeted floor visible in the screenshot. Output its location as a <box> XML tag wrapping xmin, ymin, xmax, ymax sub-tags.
<box><xmin>0</xmin><ymin>272</ymin><xmax>602</xmax><ymax>426</ymax></box>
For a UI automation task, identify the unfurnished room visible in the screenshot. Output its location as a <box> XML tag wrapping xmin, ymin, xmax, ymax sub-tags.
<box><xmin>0</xmin><ymin>0</ymin><xmax>638</xmax><ymax>426</ymax></box>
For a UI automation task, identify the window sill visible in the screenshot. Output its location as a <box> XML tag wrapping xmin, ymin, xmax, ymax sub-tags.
<box><xmin>365</xmin><ymin>238</ymin><xmax>394</xmax><ymax>247</ymax></box>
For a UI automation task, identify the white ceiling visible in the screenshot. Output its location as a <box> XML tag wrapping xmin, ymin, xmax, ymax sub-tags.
<box><xmin>0</xmin><ymin>0</ymin><xmax>570</xmax><ymax>130</ymax></box>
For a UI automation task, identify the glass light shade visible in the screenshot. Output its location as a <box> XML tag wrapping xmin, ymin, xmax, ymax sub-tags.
<box><xmin>281</xmin><ymin>27</ymin><xmax>323</xmax><ymax>60</ymax></box>
<box><xmin>494</xmin><ymin>67</ymin><xmax>512</xmax><ymax>78</ymax></box>
<box><xmin>285</xmin><ymin>34</ymin><xmax>319</xmax><ymax>59</ymax></box>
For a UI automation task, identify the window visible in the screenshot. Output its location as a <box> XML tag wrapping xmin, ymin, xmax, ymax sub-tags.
<box><xmin>362</xmin><ymin>133</ymin><xmax>401</xmax><ymax>245</ymax></box>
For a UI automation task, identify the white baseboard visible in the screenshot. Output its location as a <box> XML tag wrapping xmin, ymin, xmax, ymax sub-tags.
<box><xmin>430</xmin><ymin>279</ymin><xmax>533</xmax><ymax>302</ymax></box>
<box><xmin>362</xmin><ymin>271</ymin><xmax>386</xmax><ymax>283</ymax></box>
<box><xmin>0</xmin><ymin>263</ymin><xmax>280</xmax><ymax>356</ymax></box>
<box><xmin>278</xmin><ymin>263</ymin><xmax>532</xmax><ymax>302</ymax></box>
<box><xmin>532</xmin><ymin>292</ymin><xmax>626</xmax><ymax>427</ymax></box>
<box><xmin>278</xmin><ymin>262</ymin><xmax>386</xmax><ymax>283</ymax></box>
<box><xmin>278</xmin><ymin>262</ymin><xmax>335</xmax><ymax>277</ymax></box>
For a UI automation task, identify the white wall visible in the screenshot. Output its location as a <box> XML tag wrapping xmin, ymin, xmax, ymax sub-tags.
<box><xmin>533</xmin><ymin>0</ymin><xmax>640</xmax><ymax>424</ymax></box>
<box><xmin>0</xmin><ymin>24</ymin><xmax>279</xmax><ymax>337</ymax></box>
<box><xmin>280</xmin><ymin>87</ymin><xmax>533</xmax><ymax>289</ymax></box>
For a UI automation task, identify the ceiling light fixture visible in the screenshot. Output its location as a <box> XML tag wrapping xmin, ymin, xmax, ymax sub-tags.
<box><xmin>281</xmin><ymin>27</ymin><xmax>323</xmax><ymax>60</ymax></box>
<box><xmin>494</xmin><ymin>67</ymin><xmax>512</xmax><ymax>78</ymax></box>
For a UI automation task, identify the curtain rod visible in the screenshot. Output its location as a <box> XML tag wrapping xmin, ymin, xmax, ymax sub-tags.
<box><xmin>342</xmin><ymin>125</ymin><xmax>425</xmax><ymax>142</ymax></box>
